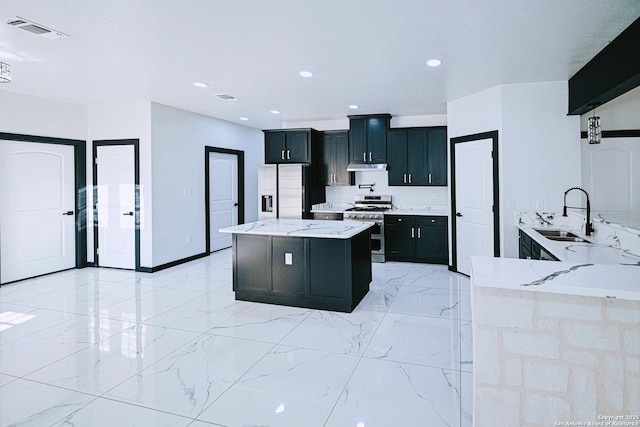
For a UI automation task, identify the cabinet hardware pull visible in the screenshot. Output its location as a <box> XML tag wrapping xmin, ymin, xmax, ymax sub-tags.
<box><xmin>281</xmin><ymin>150</ymin><xmax>285</xmax><ymax>160</ymax></box>
<box><xmin>287</xmin><ymin>150</ymin><xmax>290</xmax><ymax>159</ymax></box>
<box><xmin>431</xmin><ymin>219</ymin><xmax>435</xmax><ymax>223</ymax></box>
<box><xmin>62</xmin><ymin>210</ymin><xmax>74</xmax><ymax>216</ymax></box>
<box><xmin>418</xmin><ymin>228</ymin><xmax>421</xmax><ymax>238</ymax></box>
<box><xmin>408</xmin><ymin>174</ymin><xmax>412</xmax><ymax>184</ymax></box>
<box><xmin>428</xmin><ymin>173</ymin><xmax>432</xmax><ymax>184</ymax></box>
<box><xmin>403</xmin><ymin>174</ymin><xmax>406</xmax><ymax>183</ymax></box>
<box><xmin>411</xmin><ymin>227</ymin><xmax>415</xmax><ymax>238</ymax></box>
<box><xmin>369</xmin><ymin>152</ymin><xmax>372</xmax><ymax>162</ymax></box>
<box><xmin>363</xmin><ymin>152</ymin><xmax>367</xmax><ymax>162</ymax></box>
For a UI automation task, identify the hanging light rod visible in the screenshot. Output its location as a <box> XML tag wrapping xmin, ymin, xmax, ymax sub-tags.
<box><xmin>0</xmin><ymin>62</ymin><xmax>11</xmax><ymax>83</ymax></box>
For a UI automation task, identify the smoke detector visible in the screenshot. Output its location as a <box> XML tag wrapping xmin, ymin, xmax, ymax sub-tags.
<box><xmin>6</xmin><ymin>16</ymin><xmax>69</xmax><ymax>39</ymax></box>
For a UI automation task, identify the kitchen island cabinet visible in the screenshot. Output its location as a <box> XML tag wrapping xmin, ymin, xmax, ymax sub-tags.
<box><xmin>220</xmin><ymin>219</ymin><xmax>373</xmax><ymax>312</ymax></box>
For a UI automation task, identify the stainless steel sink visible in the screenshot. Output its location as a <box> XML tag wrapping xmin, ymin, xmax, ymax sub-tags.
<box><xmin>533</xmin><ymin>229</ymin><xmax>591</xmax><ymax>243</ymax></box>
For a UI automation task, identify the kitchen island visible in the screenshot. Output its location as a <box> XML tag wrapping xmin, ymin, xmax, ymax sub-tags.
<box><xmin>220</xmin><ymin>219</ymin><xmax>373</xmax><ymax>312</ymax></box>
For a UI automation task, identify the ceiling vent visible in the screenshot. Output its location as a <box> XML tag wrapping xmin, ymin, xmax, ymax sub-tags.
<box><xmin>6</xmin><ymin>16</ymin><xmax>69</xmax><ymax>39</ymax></box>
<box><xmin>216</xmin><ymin>94</ymin><xmax>239</xmax><ymax>101</ymax></box>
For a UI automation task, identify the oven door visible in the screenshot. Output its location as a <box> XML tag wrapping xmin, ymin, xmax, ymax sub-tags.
<box><xmin>370</xmin><ymin>220</ymin><xmax>384</xmax><ymax>262</ymax></box>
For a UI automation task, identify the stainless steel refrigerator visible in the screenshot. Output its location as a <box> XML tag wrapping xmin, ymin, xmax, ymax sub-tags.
<box><xmin>258</xmin><ymin>164</ymin><xmax>325</xmax><ymax>220</ymax></box>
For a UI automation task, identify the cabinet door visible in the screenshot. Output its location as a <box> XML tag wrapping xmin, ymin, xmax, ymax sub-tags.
<box><xmin>387</xmin><ymin>130</ymin><xmax>408</xmax><ymax>185</ymax></box>
<box><xmin>367</xmin><ymin>116</ymin><xmax>387</xmax><ymax>163</ymax></box>
<box><xmin>285</xmin><ymin>131</ymin><xmax>309</xmax><ymax>163</ymax></box>
<box><xmin>416</xmin><ymin>217</ymin><xmax>448</xmax><ymax>264</ymax></box>
<box><xmin>272</xmin><ymin>237</ymin><xmax>306</xmax><ymax>294</ymax></box>
<box><xmin>332</xmin><ymin>132</ymin><xmax>353</xmax><ymax>185</ymax></box>
<box><xmin>321</xmin><ymin>133</ymin><xmax>334</xmax><ymax>185</ymax></box>
<box><xmin>235</xmin><ymin>235</ymin><xmax>272</xmax><ymax>292</ymax></box>
<box><xmin>427</xmin><ymin>128</ymin><xmax>447</xmax><ymax>185</ymax></box>
<box><xmin>407</xmin><ymin>129</ymin><xmax>428</xmax><ymax>185</ymax></box>
<box><xmin>349</xmin><ymin>118</ymin><xmax>367</xmax><ymax>164</ymax></box>
<box><xmin>265</xmin><ymin>132</ymin><xmax>286</xmax><ymax>163</ymax></box>
<box><xmin>384</xmin><ymin>215</ymin><xmax>415</xmax><ymax>260</ymax></box>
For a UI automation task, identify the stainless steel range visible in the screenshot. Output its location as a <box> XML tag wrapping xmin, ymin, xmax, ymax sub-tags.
<box><xmin>343</xmin><ymin>195</ymin><xmax>392</xmax><ymax>262</ymax></box>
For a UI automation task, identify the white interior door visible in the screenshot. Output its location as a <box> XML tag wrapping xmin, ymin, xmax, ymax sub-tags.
<box><xmin>209</xmin><ymin>152</ymin><xmax>238</xmax><ymax>252</ymax></box>
<box><xmin>0</xmin><ymin>141</ymin><xmax>76</xmax><ymax>284</ymax></box>
<box><xmin>455</xmin><ymin>138</ymin><xmax>494</xmax><ymax>276</ymax></box>
<box><xmin>96</xmin><ymin>145</ymin><xmax>135</xmax><ymax>269</ymax></box>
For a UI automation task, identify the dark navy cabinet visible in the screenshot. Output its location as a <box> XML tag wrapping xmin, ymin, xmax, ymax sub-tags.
<box><xmin>264</xmin><ymin>129</ymin><xmax>319</xmax><ymax>164</ymax></box>
<box><xmin>321</xmin><ymin>130</ymin><xmax>354</xmax><ymax>186</ymax></box>
<box><xmin>385</xmin><ymin>215</ymin><xmax>448</xmax><ymax>263</ymax></box>
<box><xmin>348</xmin><ymin>114</ymin><xmax>391</xmax><ymax>165</ymax></box>
<box><xmin>387</xmin><ymin>126</ymin><xmax>447</xmax><ymax>186</ymax></box>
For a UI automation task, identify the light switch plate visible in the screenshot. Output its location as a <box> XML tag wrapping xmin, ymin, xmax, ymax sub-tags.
<box><xmin>285</xmin><ymin>253</ymin><xmax>293</xmax><ymax>265</ymax></box>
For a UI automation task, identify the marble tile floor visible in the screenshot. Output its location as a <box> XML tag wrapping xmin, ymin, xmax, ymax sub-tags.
<box><xmin>0</xmin><ymin>250</ymin><xmax>472</xmax><ymax>427</ymax></box>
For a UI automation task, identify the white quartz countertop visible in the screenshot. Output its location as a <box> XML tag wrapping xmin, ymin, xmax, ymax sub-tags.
<box><xmin>386</xmin><ymin>208</ymin><xmax>448</xmax><ymax>216</ymax></box>
<box><xmin>518</xmin><ymin>224</ymin><xmax>640</xmax><ymax>265</ymax></box>
<box><xmin>220</xmin><ymin>219</ymin><xmax>373</xmax><ymax>239</ymax></box>
<box><xmin>471</xmin><ymin>256</ymin><xmax>640</xmax><ymax>301</ymax></box>
<box><xmin>310</xmin><ymin>203</ymin><xmax>448</xmax><ymax>216</ymax></box>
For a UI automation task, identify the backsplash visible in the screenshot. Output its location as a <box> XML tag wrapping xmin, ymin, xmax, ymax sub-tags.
<box><xmin>516</xmin><ymin>211</ymin><xmax>640</xmax><ymax>257</ymax></box>
<box><xmin>325</xmin><ymin>170</ymin><xmax>449</xmax><ymax>207</ymax></box>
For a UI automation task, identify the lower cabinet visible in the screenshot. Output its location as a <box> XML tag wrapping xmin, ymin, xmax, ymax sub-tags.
<box><xmin>232</xmin><ymin>231</ymin><xmax>371</xmax><ymax>312</ymax></box>
<box><xmin>385</xmin><ymin>215</ymin><xmax>448</xmax><ymax>264</ymax></box>
<box><xmin>518</xmin><ymin>230</ymin><xmax>559</xmax><ymax>261</ymax></box>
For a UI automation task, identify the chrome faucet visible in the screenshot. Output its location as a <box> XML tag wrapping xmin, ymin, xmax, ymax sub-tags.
<box><xmin>562</xmin><ymin>187</ymin><xmax>594</xmax><ymax>236</ymax></box>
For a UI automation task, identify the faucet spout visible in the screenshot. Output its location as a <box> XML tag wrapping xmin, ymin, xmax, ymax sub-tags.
<box><xmin>562</xmin><ymin>187</ymin><xmax>594</xmax><ymax>236</ymax></box>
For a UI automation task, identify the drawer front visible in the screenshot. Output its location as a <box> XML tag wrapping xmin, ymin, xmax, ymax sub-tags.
<box><xmin>384</xmin><ymin>215</ymin><xmax>416</xmax><ymax>225</ymax></box>
<box><xmin>313</xmin><ymin>212</ymin><xmax>343</xmax><ymax>221</ymax></box>
<box><xmin>417</xmin><ymin>216</ymin><xmax>447</xmax><ymax>226</ymax></box>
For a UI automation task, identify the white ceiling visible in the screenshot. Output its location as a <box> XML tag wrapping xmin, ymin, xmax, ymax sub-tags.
<box><xmin>1</xmin><ymin>1</ymin><xmax>639</xmax><ymax>130</ymax></box>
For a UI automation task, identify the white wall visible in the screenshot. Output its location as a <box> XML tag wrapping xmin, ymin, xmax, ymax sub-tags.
<box><xmin>500</xmin><ymin>81</ymin><xmax>581</xmax><ymax>257</ymax></box>
<box><xmin>448</xmin><ymin>82</ymin><xmax>581</xmax><ymax>259</ymax></box>
<box><xmin>150</xmin><ymin>103</ymin><xmax>263</xmax><ymax>267</ymax></box>
<box><xmin>0</xmin><ymin>90</ymin><xmax>87</xmax><ymax>139</ymax></box>
<box><xmin>87</xmin><ymin>101</ymin><xmax>153</xmax><ymax>266</ymax></box>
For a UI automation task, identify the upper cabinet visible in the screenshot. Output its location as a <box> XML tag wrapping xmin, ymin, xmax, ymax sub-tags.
<box><xmin>348</xmin><ymin>114</ymin><xmax>391</xmax><ymax>165</ymax></box>
<box><xmin>264</xmin><ymin>129</ymin><xmax>319</xmax><ymax>164</ymax></box>
<box><xmin>321</xmin><ymin>130</ymin><xmax>354</xmax><ymax>186</ymax></box>
<box><xmin>387</xmin><ymin>126</ymin><xmax>447</xmax><ymax>186</ymax></box>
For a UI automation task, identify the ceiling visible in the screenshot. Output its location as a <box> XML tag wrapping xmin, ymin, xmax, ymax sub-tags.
<box><xmin>1</xmin><ymin>1</ymin><xmax>639</xmax><ymax>130</ymax></box>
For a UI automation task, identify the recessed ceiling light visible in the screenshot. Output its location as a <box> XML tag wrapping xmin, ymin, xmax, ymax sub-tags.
<box><xmin>240</xmin><ymin>117</ymin><xmax>248</xmax><ymax>121</ymax></box>
<box><xmin>193</xmin><ymin>82</ymin><xmax>208</xmax><ymax>88</ymax></box>
<box><xmin>426</xmin><ymin>59</ymin><xmax>442</xmax><ymax>67</ymax></box>
<box><xmin>349</xmin><ymin>105</ymin><xmax>359</xmax><ymax>110</ymax></box>
<box><xmin>270</xmin><ymin>110</ymin><xmax>281</xmax><ymax>115</ymax></box>
<box><xmin>299</xmin><ymin>71</ymin><xmax>314</xmax><ymax>78</ymax></box>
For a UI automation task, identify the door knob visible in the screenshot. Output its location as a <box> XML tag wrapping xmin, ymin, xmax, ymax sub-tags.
<box><xmin>456</xmin><ymin>212</ymin><xmax>463</xmax><ymax>217</ymax></box>
<box><xmin>123</xmin><ymin>211</ymin><xmax>134</xmax><ymax>216</ymax></box>
<box><xmin>62</xmin><ymin>211</ymin><xmax>74</xmax><ymax>216</ymax></box>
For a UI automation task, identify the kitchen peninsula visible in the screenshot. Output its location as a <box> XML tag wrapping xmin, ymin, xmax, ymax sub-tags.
<box><xmin>470</xmin><ymin>226</ymin><xmax>640</xmax><ymax>425</ymax></box>
<box><xmin>220</xmin><ymin>219</ymin><xmax>373</xmax><ymax>312</ymax></box>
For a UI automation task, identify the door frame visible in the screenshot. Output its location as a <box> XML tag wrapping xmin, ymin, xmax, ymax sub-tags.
<box><xmin>0</xmin><ymin>132</ymin><xmax>87</xmax><ymax>282</ymax></box>
<box><xmin>205</xmin><ymin>146</ymin><xmax>245</xmax><ymax>253</ymax></box>
<box><xmin>93</xmin><ymin>139</ymin><xmax>140</xmax><ymax>270</ymax></box>
<box><xmin>449</xmin><ymin>130</ymin><xmax>500</xmax><ymax>273</ymax></box>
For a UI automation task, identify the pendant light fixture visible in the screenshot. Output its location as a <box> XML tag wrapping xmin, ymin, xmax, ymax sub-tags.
<box><xmin>587</xmin><ymin>104</ymin><xmax>601</xmax><ymax>144</ymax></box>
<box><xmin>0</xmin><ymin>62</ymin><xmax>11</xmax><ymax>83</ymax></box>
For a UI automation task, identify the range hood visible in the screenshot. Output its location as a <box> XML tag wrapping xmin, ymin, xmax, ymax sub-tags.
<box><xmin>347</xmin><ymin>163</ymin><xmax>387</xmax><ymax>172</ymax></box>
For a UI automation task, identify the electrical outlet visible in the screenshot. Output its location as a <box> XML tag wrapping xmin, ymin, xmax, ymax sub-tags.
<box><xmin>535</xmin><ymin>200</ymin><xmax>544</xmax><ymax>210</ymax></box>
<box><xmin>186</xmin><ymin>235</ymin><xmax>192</xmax><ymax>244</ymax></box>
<box><xmin>508</xmin><ymin>200</ymin><xmax>515</xmax><ymax>209</ymax></box>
